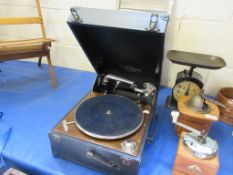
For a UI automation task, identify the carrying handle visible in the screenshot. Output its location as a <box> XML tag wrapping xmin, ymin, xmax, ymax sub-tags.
<box><xmin>86</xmin><ymin>150</ymin><xmax>120</xmax><ymax>171</ymax></box>
<box><xmin>147</xmin><ymin>112</ymin><xmax>158</xmax><ymax>143</ymax></box>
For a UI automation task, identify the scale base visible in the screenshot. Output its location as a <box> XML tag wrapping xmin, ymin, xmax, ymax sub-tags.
<box><xmin>166</xmin><ymin>95</ymin><xmax>177</xmax><ymax>109</ymax></box>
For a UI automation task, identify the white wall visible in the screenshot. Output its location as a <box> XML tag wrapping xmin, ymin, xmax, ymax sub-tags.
<box><xmin>0</xmin><ymin>0</ymin><xmax>233</xmax><ymax>96</ymax></box>
<box><xmin>0</xmin><ymin>0</ymin><xmax>120</xmax><ymax>73</ymax></box>
<box><xmin>164</xmin><ymin>0</ymin><xmax>233</xmax><ymax>95</ymax></box>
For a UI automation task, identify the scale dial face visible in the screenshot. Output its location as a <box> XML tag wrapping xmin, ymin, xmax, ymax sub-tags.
<box><xmin>173</xmin><ymin>81</ymin><xmax>202</xmax><ymax>101</ymax></box>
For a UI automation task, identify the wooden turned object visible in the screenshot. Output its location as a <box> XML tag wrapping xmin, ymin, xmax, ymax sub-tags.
<box><xmin>172</xmin><ymin>170</ymin><xmax>187</xmax><ymax>175</ymax></box>
<box><xmin>216</xmin><ymin>87</ymin><xmax>233</xmax><ymax>125</ymax></box>
<box><xmin>176</xmin><ymin>96</ymin><xmax>219</xmax><ymax>136</ymax></box>
<box><xmin>172</xmin><ymin>132</ymin><xmax>219</xmax><ymax>175</ymax></box>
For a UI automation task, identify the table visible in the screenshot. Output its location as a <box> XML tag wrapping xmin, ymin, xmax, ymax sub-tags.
<box><xmin>0</xmin><ymin>61</ymin><xmax>232</xmax><ymax>175</ymax></box>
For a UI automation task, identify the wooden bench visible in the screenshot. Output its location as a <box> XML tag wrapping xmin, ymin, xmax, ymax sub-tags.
<box><xmin>0</xmin><ymin>0</ymin><xmax>56</xmax><ymax>88</ymax></box>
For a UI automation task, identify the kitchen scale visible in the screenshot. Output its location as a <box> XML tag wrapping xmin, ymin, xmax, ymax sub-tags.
<box><xmin>166</xmin><ymin>50</ymin><xmax>226</xmax><ymax>109</ymax></box>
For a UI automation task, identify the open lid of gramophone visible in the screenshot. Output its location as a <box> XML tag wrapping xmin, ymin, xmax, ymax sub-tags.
<box><xmin>67</xmin><ymin>7</ymin><xmax>169</xmax><ymax>88</ymax></box>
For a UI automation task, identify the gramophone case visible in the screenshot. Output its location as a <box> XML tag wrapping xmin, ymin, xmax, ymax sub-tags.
<box><xmin>49</xmin><ymin>94</ymin><xmax>154</xmax><ymax>175</ymax></box>
<box><xmin>49</xmin><ymin>7</ymin><xmax>169</xmax><ymax>175</ymax></box>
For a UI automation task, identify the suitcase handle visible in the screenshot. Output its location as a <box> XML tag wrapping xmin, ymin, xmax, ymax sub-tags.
<box><xmin>147</xmin><ymin>112</ymin><xmax>158</xmax><ymax>143</ymax></box>
<box><xmin>86</xmin><ymin>150</ymin><xmax>120</xmax><ymax>171</ymax></box>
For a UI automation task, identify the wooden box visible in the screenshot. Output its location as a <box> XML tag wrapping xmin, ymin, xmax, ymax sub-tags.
<box><xmin>216</xmin><ymin>87</ymin><xmax>233</xmax><ymax>126</ymax></box>
<box><xmin>173</xmin><ymin>133</ymin><xmax>219</xmax><ymax>175</ymax></box>
<box><xmin>176</xmin><ymin>96</ymin><xmax>219</xmax><ymax>135</ymax></box>
<box><xmin>172</xmin><ymin>170</ymin><xmax>187</xmax><ymax>175</ymax></box>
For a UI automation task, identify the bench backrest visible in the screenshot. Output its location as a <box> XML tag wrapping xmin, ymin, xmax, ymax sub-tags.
<box><xmin>0</xmin><ymin>0</ymin><xmax>46</xmax><ymax>38</ymax></box>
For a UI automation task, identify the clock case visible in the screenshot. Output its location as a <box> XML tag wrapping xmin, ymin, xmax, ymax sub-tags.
<box><xmin>168</xmin><ymin>70</ymin><xmax>203</xmax><ymax>108</ymax></box>
<box><xmin>166</xmin><ymin>50</ymin><xmax>226</xmax><ymax>109</ymax></box>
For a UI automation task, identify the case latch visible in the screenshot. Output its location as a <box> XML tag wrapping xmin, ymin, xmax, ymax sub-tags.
<box><xmin>70</xmin><ymin>7</ymin><xmax>82</xmax><ymax>23</ymax></box>
<box><xmin>146</xmin><ymin>14</ymin><xmax>159</xmax><ymax>32</ymax></box>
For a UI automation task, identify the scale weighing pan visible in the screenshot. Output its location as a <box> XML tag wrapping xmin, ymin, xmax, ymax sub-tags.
<box><xmin>167</xmin><ymin>50</ymin><xmax>226</xmax><ymax>69</ymax></box>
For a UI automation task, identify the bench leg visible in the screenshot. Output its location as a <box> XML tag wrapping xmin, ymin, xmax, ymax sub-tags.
<box><xmin>38</xmin><ymin>56</ymin><xmax>42</xmax><ymax>67</ymax></box>
<box><xmin>47</xmin><ymin>55</ymin><xmax>57</xmax><ymax>88</ymax></box>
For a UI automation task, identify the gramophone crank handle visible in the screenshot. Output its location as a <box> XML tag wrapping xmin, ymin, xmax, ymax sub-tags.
<box><xmin>171</xmin><ymin>111</ymin><xmax>201</xmax><ymax>135</ymax></box>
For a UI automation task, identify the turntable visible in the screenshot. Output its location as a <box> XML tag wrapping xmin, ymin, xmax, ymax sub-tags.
<box><xmin>49</xmin><ymin>7</ymin><xmax>169</xmax><ymax>175</ymax></box>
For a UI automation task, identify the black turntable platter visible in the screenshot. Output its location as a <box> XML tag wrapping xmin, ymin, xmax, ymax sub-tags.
<box><xmin>74</xmin><ymin>95</ymin><xmax>143</xmax><ymax>140</ymax></box>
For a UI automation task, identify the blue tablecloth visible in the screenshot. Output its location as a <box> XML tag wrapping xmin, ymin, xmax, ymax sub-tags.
<box><xmin>0</xmin><ymin>118</ymin><xmax>11</xmax><ymax>170</ymax></box>
<box><xmin>0</xmin><ymin>61</ymin><xmax>232</xmax><ymax>175</ymax></box>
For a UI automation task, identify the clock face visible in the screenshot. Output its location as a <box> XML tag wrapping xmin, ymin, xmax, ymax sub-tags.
<box><xmin>173</xmin><ymin>81</ymin><xmax>202</xmax><ymax>101</ymax></box>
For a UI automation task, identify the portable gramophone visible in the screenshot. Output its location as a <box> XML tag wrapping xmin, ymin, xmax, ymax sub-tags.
<box><xmin>166</xmin><ymin>50</ymin><xmax>226</xmax><ymax>109</ymax></box>
<box><xmin>49</xmin><ymin>7</ymin><xmax>169</xmax><ymax>175</ymax></box>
